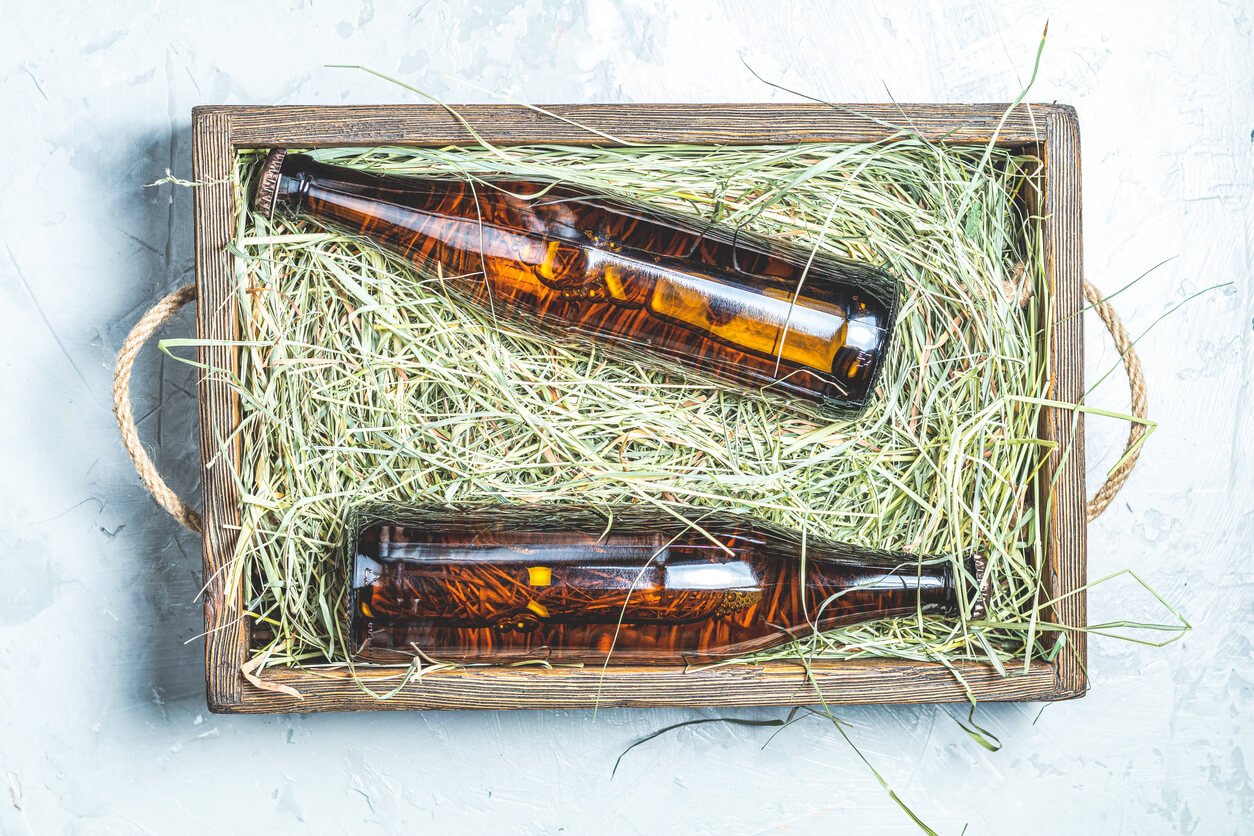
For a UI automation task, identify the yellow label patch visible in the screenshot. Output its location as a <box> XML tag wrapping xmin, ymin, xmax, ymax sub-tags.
<box><xmin>527</xmin><ymin>566</ymin><xmax>552</xmax><ymax>587</ymax></box>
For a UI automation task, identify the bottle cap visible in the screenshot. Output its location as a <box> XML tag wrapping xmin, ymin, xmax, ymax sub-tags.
<box><xmin>253</xmin><ymin>148</ymin><xmax>288</xmax><ymax>219</ymax></box>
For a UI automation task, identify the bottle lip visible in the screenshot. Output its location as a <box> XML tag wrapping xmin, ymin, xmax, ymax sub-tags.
<box><xmin>253</xmin><ymin>148</ymin><xmax>288</xmax><ymax>219</ymax></box>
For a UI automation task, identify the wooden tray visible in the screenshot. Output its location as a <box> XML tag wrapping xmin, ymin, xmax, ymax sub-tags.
<box><xmin>191</xmin><ymin>103</ymin><xmax>1085</xmax><ymax>713</ymax></box>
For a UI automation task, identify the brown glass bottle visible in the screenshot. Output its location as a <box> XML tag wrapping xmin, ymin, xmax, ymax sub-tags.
<box><xmin>254</xmin><ymin>150</ymin><xmax>899</xmax><ymax>415</ymax></box>
<box><xmin>348</xmin><ymin>508</ymin><xmax>982</xmax><ymax>665</ymax></box>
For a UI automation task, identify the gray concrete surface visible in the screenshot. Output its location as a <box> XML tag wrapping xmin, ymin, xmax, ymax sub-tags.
<box><xmin>1</xmin><ymin>1</ymin><xmax>1251</xmax><ymax>833</ymax></box>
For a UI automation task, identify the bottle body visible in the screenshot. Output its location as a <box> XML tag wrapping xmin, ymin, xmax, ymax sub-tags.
<box><xmin>256</xmin><ymin>150</ymin><xmax>899</xmax><ymax>416</ymax></box>
<box><xmin>349</xmin><ymin>508</ymin><xmax>965</xmax><ymax>665</ymax></box>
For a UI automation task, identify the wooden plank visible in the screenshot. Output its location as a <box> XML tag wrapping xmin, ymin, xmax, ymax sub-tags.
<box><xmin>192</xmin><ymin>102</ymin><xmax>1084</xmax><ymax>711</ymax></box>
<box><xmin>208</xmin><ymin>102</ymin><xmax>1052</xmax><ymax>148</ymax></box>
<box><xmin>192</xmin><ymin>109</ymin><xmax>249</xmax><ymax>710</ymax></box>
<box><xmin>1040</xmin><ymin>106</ymin><xmax>1088</xmax><ymax>697</ymax></box>
<box><xmin>215</xmin><ymin>659</ymin><xmax>1063</xmax><ymax>714</ymax></box>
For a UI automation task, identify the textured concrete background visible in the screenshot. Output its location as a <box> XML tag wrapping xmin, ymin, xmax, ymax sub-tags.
<box><xmin>1</xmin><ymin>1</ymin><xmax>1251</xmax><ymax>833</ymax></box>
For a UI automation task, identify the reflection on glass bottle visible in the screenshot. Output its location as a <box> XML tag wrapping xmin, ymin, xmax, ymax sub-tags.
<box><xmin>254</xmin><ymin>150</ymin><xmax>900</xmax><ymax>415</ymax></box>
<box><xmin>349</xmin><ymin>508</ymin><xmax>983</xmax><ymax>665</ymax></box>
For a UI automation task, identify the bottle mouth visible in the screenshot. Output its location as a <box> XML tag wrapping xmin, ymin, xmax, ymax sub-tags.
<box><xmin>253</xmin><ymin>148</ymin><xmax>289</xmax><ymax>218</ymax></box>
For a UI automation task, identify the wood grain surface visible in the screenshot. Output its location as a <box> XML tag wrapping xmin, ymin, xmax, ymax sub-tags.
<box><xmin>1040</xmin><ymin>106</ymin><xmax>1088</xmax><ymax>697</ymax></box>
<box><xmin>218</xmin><ymin>659</ymin><xmax>1064</xmax><ymax>714</ymax></box>
<box><xmin>190</xmin><ymin>102</ymin><xmax>1085</xmax><ymax>713</ymax></box>
<box><xmin>202</xmin><ymin>102</ymin><xmax>1052</xmax><ymax>148</ymax></box>
<box><xmin>191</xmin><ymin>110</ymin><xmax>248</xmax><ymax>710</ymax></box>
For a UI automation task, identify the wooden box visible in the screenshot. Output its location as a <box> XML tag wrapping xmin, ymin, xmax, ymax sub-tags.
<box><xmin>191</xmin><ymin>103</ymin><xmax>1085</xmax><ymax>713</ymax></box>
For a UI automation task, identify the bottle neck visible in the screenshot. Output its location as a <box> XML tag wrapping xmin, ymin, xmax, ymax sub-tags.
<box><xmin>274</xmin><ymin>166</ymin><xmax>313</xmax><ymax>214</ymax></box>
<box><xmin>255</xmin><ymin>150</ymin><xmax>350</xmax><ymax>219</ymax></box>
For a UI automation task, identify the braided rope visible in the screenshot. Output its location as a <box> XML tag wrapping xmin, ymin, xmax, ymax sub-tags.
<box><xmin>111</xmin><ymin>283</ymin><xmax>202</xmax><ymax>533</ymax></box>
<box><xmin>113</xmin><ymin>281</ymin><xmax>1147</xmax><ymax>531</ymax></box>
<box><xmin>1082</xmin><ymin>279</ymin><xmax>1149</xmax><ymax>521</ymax></box>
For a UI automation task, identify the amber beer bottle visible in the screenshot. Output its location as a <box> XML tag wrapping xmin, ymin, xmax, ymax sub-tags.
<box><xmin>254</xmin><ymin>150</ymin><xmax>899</xmax><ymax>415</ymax></box>
<box><xmin>349</xmin><ymin>508</ymin><xmax>983</xmax><ymax>665</ymax></box>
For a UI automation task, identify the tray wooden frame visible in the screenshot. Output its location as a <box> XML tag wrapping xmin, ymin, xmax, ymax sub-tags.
<box><xmin>191</xmin><ymin>103</ymin><xmax>1085</xmax><ymax>713</ymax></box>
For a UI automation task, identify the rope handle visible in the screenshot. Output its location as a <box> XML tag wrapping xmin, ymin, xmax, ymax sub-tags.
<box><xmin>1081</xmin><ymin>279</ymin><xmax>1149</xmax><ymax>522</ymax></box>
<box><xmin>114</xmin><ymin>281</ymin><xmax>1147</xmax><ymax>531</ymax></box>
<box><xmin>112</xmin><ymin>284</ymin><xmax>203</xmax><ymax>533</ymax></box>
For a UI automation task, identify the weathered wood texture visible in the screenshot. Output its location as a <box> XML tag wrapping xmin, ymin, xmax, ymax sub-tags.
<box><xmin>191</xmin><ymin>110</ymin><xmax>248</xmax><ymax>710</ymax></box>
<box><xmin>1040</xmin><ymin>108</ymin><xmax>1087</xmax><ymax>697</ymax></box>
<box><xmin>222</xmin><ymin>659</ymin><xmax>1063</xmax><ymax>714</ymax></box>
<box><xmin>191</xmin><ymin>103</ymin><xmax>1086</xmax><ymax>713</ymax></box>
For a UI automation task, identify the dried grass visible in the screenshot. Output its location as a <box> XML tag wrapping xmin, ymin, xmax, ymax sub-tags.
<box><xmin>177</xmin><ymin>131</ymin><xmax>1065</xmax><ymax>678</ymax></box>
